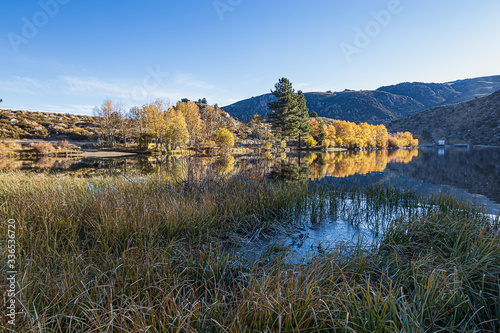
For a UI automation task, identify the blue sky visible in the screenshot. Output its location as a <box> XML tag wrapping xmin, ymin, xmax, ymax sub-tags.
<box><xmin>1</xmin><ymin>0</ymin><xmax>499</xmax><ymax>115</ymax></box>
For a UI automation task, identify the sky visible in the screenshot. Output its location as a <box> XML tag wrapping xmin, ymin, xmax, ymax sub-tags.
<box><xmin>1</xmin><ymin>0</ymin><xmax>499</xmax><ymax>115</ymax></box>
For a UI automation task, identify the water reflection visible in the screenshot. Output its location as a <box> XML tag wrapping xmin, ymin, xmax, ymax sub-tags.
<box><xmin>0</xmin><ymin>158</ymin><xmax>80</xmax><ymax>171</ymax></box>
<box><xmin>1</xmin><ymin>147</ymin><xmax>498</xmax><ymax>212</ymax></box>
<box><xmin>268</xmin><ymin>149</ymin><xmax>418</xmax><ymax>181</ymax></box>
<box><xmin>308</xmin><ymin>149</ymin><xmax>418</xmax><ymax>180</ymax></box>
<box><xmin>0</xmin><ymin>149</ymin><xmax>420</xmax><ymax>179</ymax></box>
<box><xmin>387</xmin><ymin>147</ymin><xmax>500</xmax><ymax>205</ymax></box>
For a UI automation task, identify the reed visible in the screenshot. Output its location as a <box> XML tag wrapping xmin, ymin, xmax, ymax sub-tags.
<box><xmin>0</xmin><ymin>172</ymin><xmax>499</xmax><ymax>332</ymax></box>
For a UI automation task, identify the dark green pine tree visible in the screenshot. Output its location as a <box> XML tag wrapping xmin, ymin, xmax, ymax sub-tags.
<box><xmin>314</xmin><ymin>119</ymin><xmax>326</xmax><ymax>144</ymax></box>
<box><xmin>268</xmin><ymin>78</ymin><xmax>311</xmax><ymax>148</ymax></box>
<box><xmin>268</xmin><ymin>78</ymin><xmax>297</xmax><ymax>139</ymax></box>
<box><xmin>296</xmin><ymin>90</ymin><xmax>311</xmax><ymax>148</ymax></box>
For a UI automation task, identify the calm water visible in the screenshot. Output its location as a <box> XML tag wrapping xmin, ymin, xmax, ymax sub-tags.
<box><xmin>2</xmin><ymin>146</ymin><xmax>498</xmax><ymax>213</ymax></box>
<box><xmin>2</xmin><ymin>147</ymin><xmax>499</xmax><ymax>259</ymax></box>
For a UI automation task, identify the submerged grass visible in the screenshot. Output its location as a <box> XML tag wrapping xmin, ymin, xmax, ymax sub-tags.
<box><xmin>0</xmin><ymin>172</ymin><xmax>499</xmax><ymax>332</ymax></box>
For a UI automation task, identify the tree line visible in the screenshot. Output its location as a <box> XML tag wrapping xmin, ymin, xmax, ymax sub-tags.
<box><xmin>93</xmin><ymin>99</ymin><xmax>235</xmax><ymax>152</ymax></box>
<box><xmin>92</xmin><ymin>77</ymin><xmax>418</xmax><ymax>152</ymax></box>
<box><xmin>267</xmin><ymin>77</ymin><xmax>418</xmax><ymax>149</ymax></box>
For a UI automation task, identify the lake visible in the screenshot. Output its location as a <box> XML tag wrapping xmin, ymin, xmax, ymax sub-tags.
<box><xmin>2</xmin><ymin>146</ymin><xmax>498</xmax><ymax>213</ymax></box>
<box><xmin>1</xmin><ymin>146</ymin><xmax>499</xmax><ymax>260</ymax></box>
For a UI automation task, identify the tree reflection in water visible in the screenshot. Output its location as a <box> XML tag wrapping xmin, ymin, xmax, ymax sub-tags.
<box><xmin>270</xmin><ymin>149</ymin><xmax>419</xmax><ymax>181</ymax></box>
<box><xmin>0</xmin><ymin>149</ymin><xmax>419</xmax><ymax>182</ymax></box>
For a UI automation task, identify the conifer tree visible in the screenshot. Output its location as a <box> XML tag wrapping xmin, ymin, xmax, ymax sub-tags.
<box><xmin>268</xmin><ymin>78</ymin><xmax>311</xmax><ymax>148</ymax></box>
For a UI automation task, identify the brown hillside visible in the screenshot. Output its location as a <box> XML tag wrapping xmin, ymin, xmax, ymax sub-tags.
<box><xmin>387</xmin><ymin>90</ymin><xmax>500</xmax><ymax>146</ymax></box>
<box><xmin>0</xmin><ymin>109</ymin><xmax>97</xmax><ymax>140</ymax></box>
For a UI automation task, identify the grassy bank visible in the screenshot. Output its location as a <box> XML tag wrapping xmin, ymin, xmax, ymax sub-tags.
<box><xmin>0</xmin><ymin>173</ymin><xmax>499</xmax><ymax>332</ymax></box>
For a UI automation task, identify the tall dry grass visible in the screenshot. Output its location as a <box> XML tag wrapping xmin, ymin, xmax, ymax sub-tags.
<box><xmin>0</xmin><ymin>172</ymin><xmax>499</xmax><ymax>332</ymax></box>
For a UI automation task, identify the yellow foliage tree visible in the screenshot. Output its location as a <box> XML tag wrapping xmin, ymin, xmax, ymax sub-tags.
<box><xmin>304</xmin><ymin>136</ymin><xmax>317</xmax><ymax>147</ymax></box>
<box><xmin>388</xmin><ymin>132</ymin><xmax>418</xmax><ymax>148</ymax></box>
<box><xmin>213</xmin><ymin>127</ymin><xmax>235</xmax><ymax>153</ymax></box>
<box><xmin>176</xmin><ymin>101</ymin><xmax>202</xmax><ymax>147</ymax></box>
<box><xmin>142</xmin><ymin>99</ymin><xmax>168</xmax><ymax>150</ymax></box>
<box><xmin>162</xmin><ymin>108</ymin><xmax>190</xmax><ymax>150</ymax></box>
<box><xmin>326</xmin><ymin>125</ymin><xmax>336</xmax><ymax>141</ymax></box>
<box><xmin>201</xmin><ymin>105</ymin><xmax>219</xmax><ymax>146</ymax></box>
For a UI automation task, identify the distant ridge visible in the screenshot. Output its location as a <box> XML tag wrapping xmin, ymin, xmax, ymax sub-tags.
<box><xmin>223</xmin><ymin>90</ymin><xmax>423</xmax><ymax>124</ymax></box>
<box><xmin>223</xmin><ymin>75</ymin><xmax>500</xmax><ymax>124</ymax></box>
<box><xmin>387</xmin><ymin>89</ymin><xmax>500</xmax><ymax>146</ymax></box>
<box><xmin>377</xmin><ymin>75</ymin><xmax>500</xmax><ymax>109</ymax></box>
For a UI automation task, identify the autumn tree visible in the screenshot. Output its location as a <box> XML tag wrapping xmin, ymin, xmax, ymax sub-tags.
<box><xmin>130</xmin><ymin>106</ymin><xmax>145</xmax><ymax>135</ymax></box>
<box><xmin>213</xmin><ymin>127</ymin><xmax>235</xmax><ymax>154</ymax></box>
<box><xmin>374</xmin><ymin>125</ymin><xmax>389</xmax><ymax>148</ymax></box>
<box><xmin>332</xmin><ymin>120</ymin><xmax>354</xmax><ymax>147</ymax></box>
<box><xmin>93</xmin><ymin>99</ymin><xmax>124</xmax><ymax>146</ymax></box>
<box><xmin>175</xmin><ymin>101</ymin><xmax>202</xmax><ymax>147</ymax></box>
<box><xmin>389</xmin><ymin>132</ymin><xmax>418</xmax><ymax>148</ymax></box>
<box><xmin>141</xmin><ymin>99</ymin><xmax>168</xmax><ymax>149</ymax></box>
<box><xmin>200</xmin><ymin>105</ymin><xmax>227</xmax><ymax>147</ymax></box>
<box><xmin>326</xmin><ymin>120</ymin><xmax>393</xmax><ymax>149</ymax></box>
<box><xmin>162</xmin><ymin>107</ymin><xmax>189</xmax><ymax>150</ymax></box>
<box><xmin>310</xmin><ymin>118</ymin><xmax>326</xmax><ymax>144</ymax></box>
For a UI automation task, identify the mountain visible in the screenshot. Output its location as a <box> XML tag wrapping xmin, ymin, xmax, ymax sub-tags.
<box><xmin>223</xmin><ymin>90</ymin><xmax>424</xmax><ymax>124</ymax></box>
<box><xmin>377</xmin><ymin>75</ymin><xmax>500</xmax><ymax>109</ymax></box>
<box><xmin>387</xmin><ymin>89</ymin><xmax>500</xmax><ymax>146</ymax></box>
<box><xmin>223</xmin><ymin>75</ymin><xmax>500</xmax><ymax>124</ymax></box>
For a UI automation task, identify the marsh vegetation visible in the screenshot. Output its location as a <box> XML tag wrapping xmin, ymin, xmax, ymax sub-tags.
<box><xmin>1</xmin><ymin>167</ymin><xmax>499</xmax><ymax>332</ymax></box>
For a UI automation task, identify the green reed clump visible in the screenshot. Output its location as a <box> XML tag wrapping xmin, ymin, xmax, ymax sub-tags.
<box><xmin>1</xmin><ymin>172</ymin><xmax>499</xmax><ymax>332</ymax></box>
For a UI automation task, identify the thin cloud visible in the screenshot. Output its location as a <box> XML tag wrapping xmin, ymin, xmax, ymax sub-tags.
<box><xmin>59</xmin><ymin>76</ymin><xmax>132</xmax><ymax>99</ymax></box>
<box><xmin>173</xmin><ymin>74</ymin><xmax>216</xmax><ymax>90</ymax></box>
<box><xmin>1</xmin><ymin>72</ymin><xmax>232</xmax><ymax>115</ymax></box>
<box><xmin>0</xmin><ymin>76</ymin><xmax>50</xmax><ymax>95</ymax></box>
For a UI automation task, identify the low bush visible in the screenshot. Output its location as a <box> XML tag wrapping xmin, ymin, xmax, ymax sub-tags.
<box><xmin>54</xmin><ymin>139</ymin><xmax>76</xmax><ymax>150</ymax></box>
<box><xmin>304</xmin><ymin>136</ymin><xmax>317</xmax><ymax>147</ymax></box>
<box><xmin>32</xmin><ymin>142</ymin><xmax>55</xmax><ymax>154</ymax></box>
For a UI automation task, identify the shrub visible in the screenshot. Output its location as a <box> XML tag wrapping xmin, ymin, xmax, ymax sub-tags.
<box><xmin>6</xmin><ymin>142</ymin><xmax>22</xmax><ymax>150</ymax></box>
<box><xmin>280</xmin><ymin>140</ymin><xmax>287</xmax><ymax>149</ymax></box>
<box><xmin>213</xmin><ymin>128</ymin><xmax>235</xmax><ymax>152</ymax></box>
<box><xmin>322</xmin><ymin>139</ymin><xmax>330</xmax><ymax>149</ymax></box>
<box><xmin>32</xmin><ymin>142</ymin><xmax>55</xmax><ymax>155</ymax></box>
<box><xmin>305</xmin><ymin>136</ymin><xmax>317</xmax><ymax>147</ymax></box>
<box><xmin>54</xmin><ymin>140</ymin><xmax>76</xmax><ymax>150</ymax></box>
